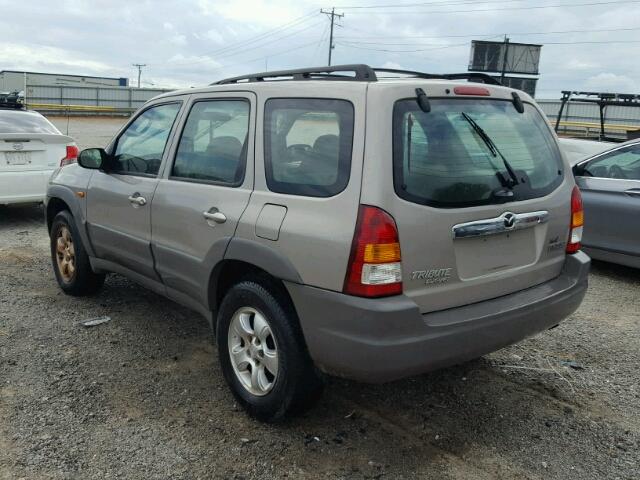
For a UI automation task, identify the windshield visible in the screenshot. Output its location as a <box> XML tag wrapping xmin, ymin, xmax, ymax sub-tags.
<box><xmin>393</xmin><ymin>99</ymin><xmax>563</xmax><ymax>208</ymax></box>
<box><xmin>0</xmin><ymin>110</ymin><xmax>60</xmax><ymax>134</ymax></box>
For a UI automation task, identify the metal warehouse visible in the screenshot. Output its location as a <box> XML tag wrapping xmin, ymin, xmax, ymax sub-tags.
<box><xmin>0</xmin><ymin>70</ymin><xmax>128</xmax><ymax>91</ymax></box>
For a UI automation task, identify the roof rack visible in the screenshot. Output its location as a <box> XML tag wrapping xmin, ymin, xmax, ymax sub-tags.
<box><xmin>214</xmin><ymin>64</ymin><xmax>377</xmax><ymax>84</ymax></box>
<box><xmin>0</xmin><ymin>91</ymin><xmax>25</xmax><ymax>110</ymax></box>
<box><xmin>213</xmin><ymin>64</ymin><xmax>503</xmax><ymax>86</ymax></box>
<box><xmin>372</xmin><ymin>68</ymin><xmax>502</xmax><ymax>85</ymax></box>
<box><xmin>554</xmin><ymin>90</ymin><xmax>640</xmax><ymax>141</ymax></box>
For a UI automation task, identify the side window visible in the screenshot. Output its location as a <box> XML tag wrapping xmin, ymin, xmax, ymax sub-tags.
<box><xmin>112</xmin><ymin>103</ymin><xmax>181</xmax><ymax>176</ymax></box>
<box><xmin>172</xmin><ymin>100</ymin><xmax>250</xmax><ymax>185</ymax></box>
<box><xmin>582</xmin><ymin>144</ymin><xmax>640</xmax><ymax>180</ymax></box>
<box><xmin>264</xmin><ymin>98</ymin><xmax>354</xmax><ymax>197</ymax></box>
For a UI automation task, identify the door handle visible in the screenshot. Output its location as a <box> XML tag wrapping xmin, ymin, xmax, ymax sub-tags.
<box><xmin>624</xmin><ymin>189</ymin><xmax>640</xmax><ymax>198</ymax></box>
<box><xmin>128</xmin><ymin>194</ymin><xmax>147</xmax><ymax>206</ymax></box>
<box><xmin>203</xmin><ymin>210</ymin><xmax>227</xmax><ymax>224</ymax></box>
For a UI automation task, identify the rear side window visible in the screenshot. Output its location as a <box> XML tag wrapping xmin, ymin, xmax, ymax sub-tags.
<box><xmin>172</xmin><ymin>99</ymin><xmax>249</xmax><ymax>185</ymax></box>
<box><xmin>393</xmin><ymin>99</ymin><xmax>563</xmax><ymax>208</ymax></box>
<box><xmin>0</xmin><ymin>111</ymin><xmax>60</xmax><ymax>134</ymax></box>
<box><xmin>264</xmin><ymin>98</ymin><xmax>354</xmax><ymax>197</ymax></box>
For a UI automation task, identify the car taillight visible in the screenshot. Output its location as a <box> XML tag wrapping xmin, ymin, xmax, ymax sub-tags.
<box><xmin>566</xmin><ymin>186</ymin><xmax>584</xmax><ymax>254</ymax></box>
<box><xmin>343</xmin><ymin>205</ymin><xmax>403</xmax><ymax>298</ymax></box>
<box><xmin>60</xmin><ymin>145</ymin><xmax>79</xmax><ymax>167</ymax></box>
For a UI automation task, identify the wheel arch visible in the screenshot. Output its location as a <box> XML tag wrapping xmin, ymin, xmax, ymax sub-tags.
<box><xmin>207</xmin><ymin>238</ymin><xmax>304</xmax><ymax>328</ymax></box>
<box><xmin>46</xmin><ymin>185</ymin><xmax>95</xmax><ymax>257</ymax></box>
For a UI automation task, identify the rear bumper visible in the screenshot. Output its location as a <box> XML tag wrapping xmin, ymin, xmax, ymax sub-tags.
<box><xmin>286</xmin><ymin>251</ymin><xmax>590</xmax><ymax>383</ymax></box>
<box><xmin>0</xmin><ymin>170</ymin><xmax>53</xmax><ymax>204</ymax></box>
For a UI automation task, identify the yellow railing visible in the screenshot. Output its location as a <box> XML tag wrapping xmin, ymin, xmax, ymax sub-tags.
<box><xmin>554</xmin><ymin>120</ymin><xmax>640</xmax><ymax>133</ymax></box>
<box><xmin>26</xmin><ymin>102</ymin><xmax>134</xmax><ymax>113</ymax></box>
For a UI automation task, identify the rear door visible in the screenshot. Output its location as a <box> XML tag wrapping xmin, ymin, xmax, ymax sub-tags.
<box><xmin>364</xmin><ymin>84</ymin><xmax>574</xmax><ymax>314</ymax></box>
<box><xmin>86</xmin><ymin>101</ymin><xmax>183</xmax><ymax>280</ymax></box>
<box><xmin>574</xmin><ymin>142</ymin><xmax>640</xmax><ymax>257</ymax></box>
<box><xmin>151</xmin><ymin>92</ymin><xmax>254</xmax><ymax>306</ymax></box>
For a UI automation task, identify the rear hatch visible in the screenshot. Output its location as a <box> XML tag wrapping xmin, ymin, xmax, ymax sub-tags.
<box><xmin>363</xmin><ymin>83</ymin><xmax>573</xmax><ymax>314</ymax></box>
<box><xmin>0</xmin><ymin>110</ymin><xmax>70</xmax><ymax>172</ymax></box>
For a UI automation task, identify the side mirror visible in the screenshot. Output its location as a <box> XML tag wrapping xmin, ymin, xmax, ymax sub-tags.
<box><xmin>78</xmin><ymin>148</ymin><xmax>108</xmax><ymax>170</ymax></box>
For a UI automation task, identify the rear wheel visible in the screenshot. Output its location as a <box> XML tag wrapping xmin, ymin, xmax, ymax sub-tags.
<box><xmin>50</xmin><ymin>210</ymin><xmax>105</xmax><ymax>296</ymax></box>
<box><xmin>217</xmin><ymin>278</ymin><xmax>323</xmax><ymax>422</ymax></box>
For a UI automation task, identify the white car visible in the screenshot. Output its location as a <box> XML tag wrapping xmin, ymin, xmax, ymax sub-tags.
<box><xmin>558</xmin><ymin>137</ymin><xmax>614</xmax><ymax>166</ymax></box>
<box><xmin>0</xmin><ymin>104</ymin><xmax>77</xmax><ymax>205</ymax></box>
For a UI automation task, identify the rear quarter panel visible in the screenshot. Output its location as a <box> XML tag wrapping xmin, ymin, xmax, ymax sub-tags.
<box><xmin>234</xmin><ymin>82</ymin><xmax>367</xmax><ymax>291</ymax></box>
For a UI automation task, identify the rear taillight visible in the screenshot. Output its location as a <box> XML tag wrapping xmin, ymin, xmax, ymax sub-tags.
<box><xmin>343</xmin><ymin>205</ymin><xmax>403</xmax><ymax>298</ymax></box>
<box><xmin>566</xmin><ymin>186</ymin><xmax>584</xmax><ymax>254</ymax></box>
<box><xmin>60</xmin><ymin>145</ymin><xmax>79</xmax><ymax>167</ymax></box>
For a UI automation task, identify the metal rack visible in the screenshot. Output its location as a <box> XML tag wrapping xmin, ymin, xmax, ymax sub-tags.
<box><xmin>214</xmin><ymin>64</ymin><xmax>503</xmax><ymax>86</ymax></box>
<box><xmin>554</xmin><ymin>91</ymin><xmax>640</xmax><ymax>141</ymax></box>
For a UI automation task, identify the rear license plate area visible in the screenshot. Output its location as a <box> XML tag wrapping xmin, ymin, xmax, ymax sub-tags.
<box><xmin>454</xmin><ymin>229</ymin><xmax>537</xmax><ymax>279</ymax></box>
<box><xmin>5</xmin><ymin>151</ymin><xmax>31</xmax><ymax>165</ymax></box>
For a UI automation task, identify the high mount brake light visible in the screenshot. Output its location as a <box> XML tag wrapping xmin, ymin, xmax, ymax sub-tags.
<box><xmin>60</xmin><ymin>145</ymin><xmax>78</xmax><ymax>167</ymax></box>
<box><xmin>566</xmin><ymin>186</ymin><xmax>584</xmax><ymax>254</ymax></box>
<box><xmin>454</xmin><ymin>86</ymin><xmax>490</xmax><ymax>96</ymax></box>
<box><xmin>343</xmin><ymin>205</ymin><xmax>403</xmax><ymax>298</ymax></box>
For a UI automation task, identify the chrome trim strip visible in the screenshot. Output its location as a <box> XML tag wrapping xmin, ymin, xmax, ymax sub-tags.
<box><xmin>452</xmin><ymin>210</ymin><xmax>549</xmax><ymax>239</ymax></box>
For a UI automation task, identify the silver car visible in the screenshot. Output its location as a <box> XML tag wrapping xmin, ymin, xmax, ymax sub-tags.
<box><xmin>572</xmin><ymin>139</ymin><xmax>640</xmax><ymax>268</ymax></box>
<box><xmin>45</xmin><ymin>65</ymin><xmax>589</xmax><ymax>421</ymax></box>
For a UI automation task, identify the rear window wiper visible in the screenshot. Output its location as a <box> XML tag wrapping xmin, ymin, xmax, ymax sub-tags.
<box><xmin>461</xmin><ymin>112</ymin><xmax>520</xmax><ymax>188</ymax></box>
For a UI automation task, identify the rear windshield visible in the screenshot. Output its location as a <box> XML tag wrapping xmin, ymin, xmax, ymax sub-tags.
<box><xmin>393</xmin><ymin>99</ymin><xmax>563</xmax><ymax>208</ymax></box>
<box><xmin>0</xmin><ymin>110</ymin><xmax>60</xmax><ymax>134</ymax></box>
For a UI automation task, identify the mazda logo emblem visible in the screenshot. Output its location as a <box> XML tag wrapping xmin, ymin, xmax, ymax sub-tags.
<box><xmin>12</xmin><ymin>143</ymin><xmax>24</xmax><ymax>151</ymax></box>
<box><xmin>503</xmin><ymin>212</ymin><xmax>516</xmax><ymax>229</ymax></box>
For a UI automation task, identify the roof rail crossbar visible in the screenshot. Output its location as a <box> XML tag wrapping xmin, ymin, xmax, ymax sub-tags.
<box><xmin>214</xmin><ymin>64</ymin><xmax>378</xmax><ymax>85</ymax></box>
<box><xmin>372</xmin><ymin>68</ymin><xmax>502</xmax><ymax>85</ymax></box>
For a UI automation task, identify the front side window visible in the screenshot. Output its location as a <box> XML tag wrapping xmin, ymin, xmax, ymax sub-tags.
<box><xmin>393</xmin><ymin>99</ymin><xmax>564</xmax><ymax>208</ymax></box>
<box><xmin>112</xmin><ymin>102</ymin><xmax>181</xmax><ymax>176</ymax></box>
<box><xmin>580</xmin><ymin>144</ymin><xmax>640</xmax><ymax>180</ymax></box>
<box><xmin>264</xmin><ymin>98</ymin><xmax>354</xmax><ymax>197</ymax></box>
<box><xmin>172</xmin><ymin>99</ymin><xmax>249</xmax><ymax>185</ymax></box>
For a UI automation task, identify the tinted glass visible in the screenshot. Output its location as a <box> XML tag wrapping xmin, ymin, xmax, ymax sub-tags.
<box><xmin>582</xmin><ymin>144</ymin><xmax>640</xmax><ymax>180</ymax></box>
<box><xmin>112</xmin><ymin>103</ymin><xmax>181</xmax><ymax>176</ymax></box>
<box><xmin>0</xmin><ymin>110</ymin><xmax>60</xmax><ymax>134</ymax></box>
<box><xmin>264</xmin><ymin>98</ymin><xmax>354</xmax><ymax>197</ymax></box>
<box><xmin>393</xmin><ymin>99</ymin><xmax>564</xmax><ymax>208</ymax></box>
<box><xmin>172</xmin><ymin>100</ymin><xmax>249</xmax><ymax>184</ymax></box>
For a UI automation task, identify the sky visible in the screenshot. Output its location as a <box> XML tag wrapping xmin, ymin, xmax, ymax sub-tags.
<box><xmin>1</xmin><ymin>0</ymin><xmax>639</xmax><ymax>98</ymax></box>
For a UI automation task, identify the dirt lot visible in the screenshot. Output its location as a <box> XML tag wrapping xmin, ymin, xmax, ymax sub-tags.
<box><xmin>1</xmin><ymin>117</ymin><xmax>639</xmax><ymax>479</ymax></box>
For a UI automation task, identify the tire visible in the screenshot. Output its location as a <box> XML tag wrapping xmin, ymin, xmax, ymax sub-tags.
<box><xmin>50</xmin><ymin>210</ymin><xmax>105</xmax><ymax>296</ymax></box>
<box><xmin>216</xmin><ymin>277</ymin><xmax>323</xmax><ymax>422</ymax></box>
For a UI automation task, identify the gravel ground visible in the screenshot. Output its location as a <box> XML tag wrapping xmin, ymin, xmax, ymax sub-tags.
<box><xmin>1</xmin><ymin>117</ymin><xmax>639</xmax><ymax>479</ymax></box>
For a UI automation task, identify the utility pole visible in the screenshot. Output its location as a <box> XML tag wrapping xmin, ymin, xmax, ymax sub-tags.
<box><xmin>132</xmin><ymin>63</ymin><xmax>146</xmax><ymax>88</ymax></box>
<box><xmin>500</xmin><ymin>36</ymin><xmax>510</xmax><ymax>83</ymax></box>
<box><xmin>320</xmin><ymin>8</ymin><xmax>343</xmax><ymax>66</ymax></box>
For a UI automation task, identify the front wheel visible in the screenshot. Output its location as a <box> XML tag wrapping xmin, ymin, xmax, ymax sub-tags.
<box><xmin>50</xmin><ymin>210</ymin><xmax>105</xmax><ymax>296</ymax></box>
<box><xmin>217</xmin><ymin>279</ymin><xmax>323</xmax><ymax>422</ymax></box>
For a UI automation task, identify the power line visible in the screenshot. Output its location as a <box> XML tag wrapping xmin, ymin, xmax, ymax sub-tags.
<box><xmin>320</xmin><ymin>8</ymin><xmax>344</xmax><ymax>66</ymax></box>
<box><xmin>169</xmin><ymin>19</ymin><xmax>324</xmax><ymax>67</ymax></box>
<box><xmin>336</xmin><ymin>26</ymin><xmax>640</xmax><ymax>42</ymax></box>
<box><xmin>337</xmin><ymin>38</ymin><xmax>640</xmax><ymax>53</ymax></box>
<box><xmin>337</xmin><ymin>0</ymin><xmax>530</xmax><ymax>9</ymax></box>
<box><xmin>204</xmin><ymin>40</ymin><xmax>324</xmax><ymax>82</ymax></box>
<box><xmin>167</xmin><ymin>11</ymin><xmax>320</xmax><ymax>66</ymax></box>
<box><xmin>338</xmin><ymin>0</ymin><xmax>640</xmax><ymax>14</ymax></box>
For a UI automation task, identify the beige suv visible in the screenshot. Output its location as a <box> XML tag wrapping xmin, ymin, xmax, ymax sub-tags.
<box><xmin>45</xmin><ymin>65</ymin><xmax>590</xmax><ymax>421</ymax></box>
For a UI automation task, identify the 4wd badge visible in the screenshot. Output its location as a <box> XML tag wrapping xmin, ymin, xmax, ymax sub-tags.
<box><xmin>411</xmin><ymin>268</ymin><xmax>453</xmax><ymax>285</ymax></box>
